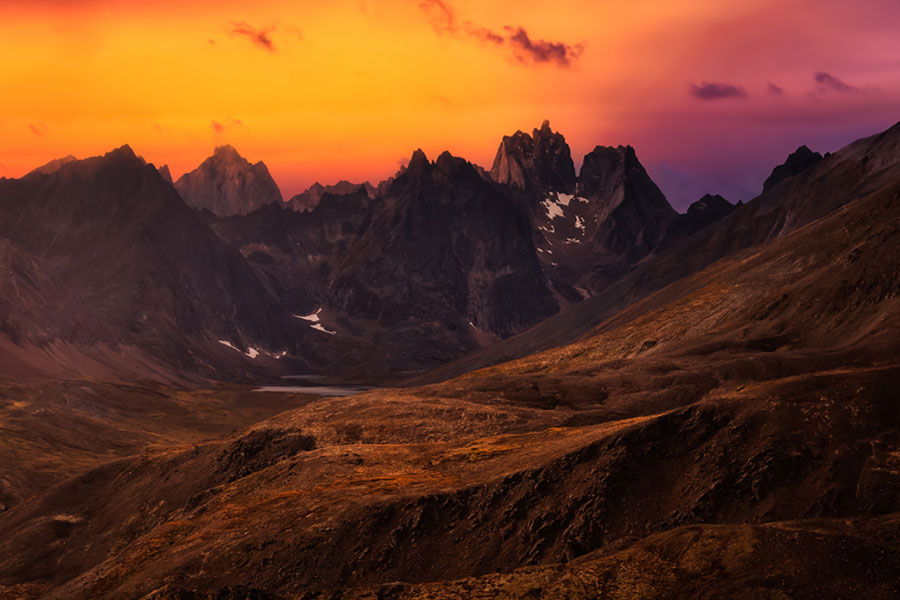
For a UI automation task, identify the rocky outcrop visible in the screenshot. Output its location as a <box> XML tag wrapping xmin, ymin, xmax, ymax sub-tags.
<box><xmin>175</xmin><ymin>145</ymin><xmax>282</xmax><ymax>217</ymax></box>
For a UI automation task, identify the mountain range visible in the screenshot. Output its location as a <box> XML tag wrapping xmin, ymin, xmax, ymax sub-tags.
<box><xmin>0</xmin><ymin>121</ymin><xmax>749</xmax><ymax>381</ymax></box>
<box><xmin>1</xmin><ymin>119</ymin><xmax>899</xmax><ymax>599</ymax></box>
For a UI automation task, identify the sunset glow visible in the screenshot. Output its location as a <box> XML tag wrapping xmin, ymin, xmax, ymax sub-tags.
<box><xmin>2</xmin><ymin>0</ymin><xmax>899</xmax><ymax>206</ymax></box>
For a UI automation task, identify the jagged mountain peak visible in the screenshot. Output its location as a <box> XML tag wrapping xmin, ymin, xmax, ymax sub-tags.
<box><xmin>408</xmin><ymin>148</ymin><xmax>429</xmax><ymax>168</ymax></box>
<box><xmin>175</xmin><ymin>147</ymin><xmax>282</xmax><ymax>217</ymax></box>
<box><xmin>577</xmin><ymin>144</ymin><xmax>672</xmax><ymax>215</ymax></box>
<box><xmin>490</xmin><ymin>121</ymin><xmax>576</xmax><ymax>193</ymax></box>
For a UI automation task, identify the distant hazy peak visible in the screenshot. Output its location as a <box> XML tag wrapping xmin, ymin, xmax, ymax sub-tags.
<box><xmin>27</xmin><ymin>154</ymin><xmax>78</xmax><ymax>176</ymax></box>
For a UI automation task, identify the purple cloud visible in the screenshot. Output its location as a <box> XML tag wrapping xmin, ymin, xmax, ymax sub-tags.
<box><xmin>689</xmin><ymin>82</ymin><xmax>749</xmax><ymax>100</ymax></box>
<box><xmin>504</xmin><ymin>27</ymin><xmax>583</xmax><ymax>67</ymax></box>
<box><xmin>767</xmin><ymin>82</ymin><xmax>785</xmax><ymax>96</ymax></box>
<box><xmin>814</xmin><ymin>72</ymin><xmax>861</xmax><ymax>93</ymax></box>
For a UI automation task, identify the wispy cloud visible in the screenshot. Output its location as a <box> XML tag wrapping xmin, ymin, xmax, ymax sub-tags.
<box><xmin>28</xmin><ymin>122</ymin><xmax>48</xmax><ymax>137</ymax></box>
<box><xmin>418</xmin><ymin>0</ymin><xmax>582</xmax><ymax>68</ymax></box>
<box><xmin>230</xmin><ymin>22</ymin><xmax>277</xmax><ymax>52</ymax></box>
<box><xmin>689</xmin><ymin>82</ymin><xmax>748</xmax><ymax>100</ymax></box>
<box><xmin>211</xmin><ymin>118</ymin><xmax>243</xmax><ymax>134</ymax></box>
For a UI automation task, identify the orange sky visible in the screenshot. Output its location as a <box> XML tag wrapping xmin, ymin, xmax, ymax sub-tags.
<box><xmin>1</xmin><ymin>0</ymin><xmax>899</xmax><ymax>207</ymax></box>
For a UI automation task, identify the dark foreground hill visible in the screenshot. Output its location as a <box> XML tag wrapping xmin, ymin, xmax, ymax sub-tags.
<box><xmin>1</xmin><ymin>123</ymin><xmax>899</xmax><ymax>598</ymax></box>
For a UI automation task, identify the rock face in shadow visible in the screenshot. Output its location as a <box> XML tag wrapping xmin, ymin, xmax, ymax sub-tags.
<box><xmin>576</xmin><ymin>144</ymin><xmax>679</xmax><ymax>262</ymax></box>
<box><xmin>331</xmin><ymin>149</ymin><xmax>558</xmax><ymax>338</ymax></box>
<box><xmin>763</xmin><ymin>144</ymin><xmax>823</xmax><ymax>193</ymax></box>
<box><xmin>175</xmin><ymin>145</ymin><xmax>282</xmax><ymax>217</ymax></box>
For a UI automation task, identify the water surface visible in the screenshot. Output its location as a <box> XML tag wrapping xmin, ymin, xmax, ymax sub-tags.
<box><xmin>253</xmin><ymin>384</ymin><xmax>370</xmax><ymax>396</ymax></box>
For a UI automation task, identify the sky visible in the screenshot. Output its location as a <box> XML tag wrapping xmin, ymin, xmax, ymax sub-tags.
<box><xmin>1</xmin><ymin>0</ymin><xmax>899</xmax><ymax>209</ymax></box>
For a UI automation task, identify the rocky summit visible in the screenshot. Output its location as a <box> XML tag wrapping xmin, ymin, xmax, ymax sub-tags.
<box><xmin>175</xmin><ymin>145</ymin><xmax>283</xmax><ymax>217</ymax></box>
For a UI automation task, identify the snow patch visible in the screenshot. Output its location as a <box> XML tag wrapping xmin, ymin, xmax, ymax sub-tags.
<box><xmin>556</xmin><ymin>193</ymin><xmax>574</xmax><ymax>206</ymax></box>
<box><xmin>564</xmin><ymin>237</ymin><xmax>580</xmax><ymax>244</ymax></box>
<box><xmin>542</xmin><ymin>194</ymin><xmax>565</xmax><ymax>220</ymax></box>
<box><xmin>574</xmin><ymin>215</ymin><xmax>585</xmax><ymax>231</ymax></box>
<box><xmin>294</xmin><ymin>308</ymin><xmax>336</xmax><ymax>335</ymax></box>
<box><xmin>294</xmin><ymin>309</ymin><xmax>322</xmax><ymax>323</ymax></box>
<box><xmin>218</xmin><ymin>340</ymin><xmax>261</xmax><ymax>359</ymax></box>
